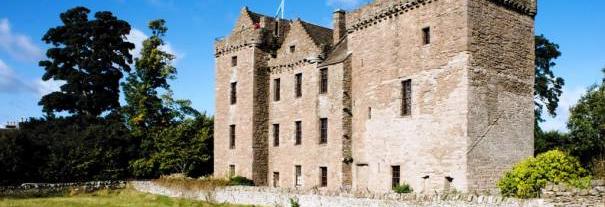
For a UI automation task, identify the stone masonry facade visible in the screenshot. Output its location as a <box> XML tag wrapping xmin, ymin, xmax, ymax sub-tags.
<box><xmin>214</xmin><ymin>0</ymin><xmax>535</xmax><ymax>193</ymax></box>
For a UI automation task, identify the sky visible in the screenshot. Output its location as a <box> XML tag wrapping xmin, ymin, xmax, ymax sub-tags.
<box><xmin>0</xmin><ymin>0</ymin><xmax>603</xmax><ymax>131</ymax></box>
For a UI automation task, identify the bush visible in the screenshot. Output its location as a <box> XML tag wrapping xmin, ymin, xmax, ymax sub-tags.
<box><xmin>228</xmin><ymin>176</ymin><xmax>254</xmax><ymax>186</ymax></box>
<box><xmin>393</xmin><ymin>183</ymin><xmax>413</xmax><ymax>194</ymax></box>
<box><xmin>497</xmin><ymin>150</ymin><xmax>592</xmax><ymax>198</ymax></box>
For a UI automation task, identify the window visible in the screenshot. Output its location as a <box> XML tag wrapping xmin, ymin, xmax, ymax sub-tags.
<box><xmin>273</xmin><ymin>172</ymin><xmax>280</xmax><ymax>187</ymax></box>
<box><xmin>229</xmin><ymin>165</ymin><xmax>236</xmax><ymax>177</ymax></box>
<box><xmin>295</xmin><ymin>121</ymin><xmax>302</xmax><ymax>145</ymax></box>
<box><xmin>319</xmin><ymin>68</ymin><xmax>328</xmax><ymax>94</ymax></box>
<box><xmin>422</xmin><ymin>27</ymin><xmax>431</xmax><ymax>45</ymax></box>
<box><xmin>368</xmin><ymin>107</ymin><xmax>372</xmax><ymax>119</ymax></box>
<box><xmin>273</xmin><ymin>124</ymin><xmax>280</xmax><ymax>147</ymax></box>
<box><xmin>401</xmin><ymin>79</ymin><xmax>412</xmax><ymax>116</ymax></box>
<box><xmin>229</xmin><ymin>125</ymin><xmax>236</xmax><ymax>149</ymax></box>
<box><xmin>295</xmin><ymin>165</ymin><xmax>302</xmax><ymax>187</ymax></box>
<box><xmin>231</xmin><ymin>56</ymin><xmax>238</xmax><ymax>67</ymax></box>
<box><xmin>230</xmin><ymin>82</ymin><xmax>237</xmax><ymax>104</ymax></box>
<box><xmin>295</xmin><ymin>73</ymin><xmax>302</xmax><ymax>98</ymax></box>
<box><xmin>290</xmin><ymin>45</ymin><xmax>296</xmax><ymax>53</ymax></box>
<box><xmin>320</xmin><ymin>118</ymin><xmax>328</xmax><ymax>144</ymax></box>
<box><xmin>274</xmin><ymin>78</ymin><xmax>281</xmax><ymax>101</ymax></box>
<box><xmin>320</xmin><ymin>167</ymin><xmax>328</xmax><ymax>187</ymax></box>
<box><xmin>444</xmin><ymin>177</ymin><xmax>454</xmax><ymax>192</ymax></box>
<box><xmin>392</xmin><ymin>166</ymin><xmax>401</xmax><ymax>188</ymax></box>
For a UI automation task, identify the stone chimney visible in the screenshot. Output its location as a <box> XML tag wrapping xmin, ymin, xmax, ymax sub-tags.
<box><xmin>333</xmin><ymin>9</ymin><xmax>346</xmax><ymax>44</ymax></box>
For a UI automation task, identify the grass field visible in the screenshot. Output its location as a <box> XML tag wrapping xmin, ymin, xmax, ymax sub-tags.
<box><xmin>0</xmin><ymin>188</ymin><xmax>249</xmax><ymax>207</ymax></box>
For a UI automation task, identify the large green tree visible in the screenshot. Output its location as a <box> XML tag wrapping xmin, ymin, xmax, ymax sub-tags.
<box><xmin>566</xmin><ymin>69</ymin><xmax>605</xmax><ymax>165</ymax></box>
<box><xmin>39</xmin><ymin>7</ymin><xmax>134</xmax><ymax>117</ymax></box>
<box><xmin>534</xmin><ymin>35</ymin><xmax>564</xmax><ymax>122</ymax></box>
<box><xmin>122</xmin><ymin>19</ymin><xmax>176</xmax><ymax>136</ymax></box>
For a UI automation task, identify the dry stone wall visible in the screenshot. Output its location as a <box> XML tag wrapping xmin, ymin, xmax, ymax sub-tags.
<box><xmin>541</xmin><ymin>180</ymin><xmax>605</xmax><ymax>207</ymax></box>
<box><xmin>131</xmin><ymin>181</ymin><xmax>554</xmax><ymax>207</ymax></box>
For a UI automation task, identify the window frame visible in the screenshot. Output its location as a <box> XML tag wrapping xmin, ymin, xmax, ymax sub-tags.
<box><xmin>230</xmin><ymin>82</ymin><xmax>237</xmax><ymax>105</ymax></box>
<box><xmin>229</xmin><ymin>165</ymin><xmax>236</xmax><ymax>177</ymax></box>
<box><xmin>295</xmin><ymin>73</ymin><xmax>303</xmax><ymax>98</ymax></box>
<box><xmin>319</xmin><ymin>118</ymin><xmax>328</xmax><ymax>144</ymax></box>
<box><xmin>319</xmin><ymin>68</ymin><xmax>328</xmax><ymax>94</ymax></box>
<box><xmin>295</xmin><ymin>165</ymin><xmax>302</xmax><ymax>187</ymax></box>
<box><xmin>320</xmin><ymin>167</ymin><xmax>328</xmax><ymax>187</ymax></box>
<box><xmin>274</xmin><ymin>78</ymin><xmax>281</xmax><ymax>101</ymax></box>
<box><xmin>231</xmin><ymin>56</ymin><xmax>238</xmax><ymax>67</ymax></box>
<box><xmin>422</xmin><ymin>27</ymin><xmax>431</xmax><ymax>45</ymax></box>
<box><xmin>401</xmin><ymin>79</ymin><xmax>412</xmax><ymax>117</ymax></box>
<box><xmin>392</xmin><ymin>165</ymin><xmax>401</xmax><ymax>189</ymax></box>
<box><xmin>229</xmin><ymin>125</ymin><xmax>236</xmax><ymax>149</ymax></box>
<box><xmin>295</xmin><ymin>121</ymin><xmax>302</xmax><ymax>145</ymax></box>
<box><xmin>273</xmin><ymin>124</ymin><xmax>280</xmax><ymax>147</ymax></box>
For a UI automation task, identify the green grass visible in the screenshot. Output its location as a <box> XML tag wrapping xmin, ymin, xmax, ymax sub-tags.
<box><xmin>0</xmin><ymin>188</ymin><xmax>249</xmax><ymax>207</ymax></box>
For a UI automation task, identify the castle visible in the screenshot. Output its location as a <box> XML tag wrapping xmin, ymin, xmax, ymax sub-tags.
<box><xmin>214</xmin><ymin>0</ymin><xmax>536</xmax><ymax>193</ymax></box>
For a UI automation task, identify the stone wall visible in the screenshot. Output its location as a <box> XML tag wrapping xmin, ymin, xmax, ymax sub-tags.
<box><xmin>0</xmin><ymin>181</ymin><xmax>126</xmax><ymax>198</ymax></box>
<box><xmin>131</xmin><ymin>181</ymin><xmax>551</xmax><ymax>207</ymax></box>
<box><xmin>541</xmin><ymin>180</ymin><xmax>605</xmax><ymax>207</ymax></box>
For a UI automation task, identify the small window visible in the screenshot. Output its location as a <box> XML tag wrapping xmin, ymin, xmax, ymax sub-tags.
<box><xmin>229</xmin><ymin>125</ymin><xmax>236</xmax><ymax>149</ymax></box>
<box><xmin>445</xmin><ymin>176</ymin><xmax>454</xmax><ymax>192</ymax></box>
<box><xmin>392</xmin><ymin>165</ymin><xmax>401</xmax><ymax>188</ymax></box>
<box><xmin>422</xmin><ymin>27</ymin><xmax>431</xmax><ymax>45</ymax></box>
<box><xmin>320</xmin><ymin>167</ymin><xmax>328</xmax><ymax>187</ymax></box>
<box><xmin>274</xmin><ymin>78</ymin><xmax>281</xmax><ymax>101</ymax></box>
<box><xmin>295</xmin><ymin>73</ymin><xmax>302</xmax><ymax>98</ymax></box>
<box><xmin>319</xmin><ymin>68</ymin><xmax>328</xmax><ymax>94</ymax></box>
<box><xmin>295</xmin><ymin>121</ymin><xmax>302</xmax><ymax>145</ymax></box>
<box><xmin>230</xmin><ymin>82</ymin><xmax>237</xmax><ymax>105</ymax></box>
<box><xmin>273</xmin><ymin>124</ymin><xmax>280</xmax><ymax>147</ymax></box>
<box><xmin>231</xmin><ymin>56</ymin><xmax>238</xmax><ymax>67</ymax></box>
<box><xmin>319</xmin><ymin>118</ymin><xmax>328</xmax><ymax>144</ymax></box>
<box><xmin>368</xmin><ymin>107</ymin><xmax>372</xmax><ymax>119</ymax></box>
<box><xmin>229</xmin><ymin>165</ymin><xmax>236</xmax><ymax>177</ymax></box>
<box><xmin>290</xmin><ymin>45</ymin><xmax>296</xmax><ymax>53</ymax></box>
<box><xmin>295</xmin><ymin>165</ymin><xmax>302</xmax><ymax>187</ymax></box>
<box><xmin>401</xmin><ymin>79</ymin><xmax>412</xmax><ymax>116</ymax></box>
<box><xmin>273</xmin><ymin>172</ymin><xmax>280</xmax><ymax>187</ymax></box>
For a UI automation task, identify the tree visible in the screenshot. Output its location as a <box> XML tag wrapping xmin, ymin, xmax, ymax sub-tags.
<box><xmin>534</xmin><ymin>35</ymin><xmax>564</xmax><ymax>122</ymax></box>
<box><xmin>39</xmin><ymin>7</ymin><xmax>134</xmax><ymax>117</ymax></box>
<box><xmin>566</xmin><ymin>69</ymin><xmax>605</xmax><ymax>166</ymax></box>
<box><xmin>122</xmin><ymin>19</ymin><xmax>176</xmax><ymax>137</ymax></box>
<box><xmin>534</xmin><ymin>130</ymin><xmax>568</xmax><ymax>155</ymax></box>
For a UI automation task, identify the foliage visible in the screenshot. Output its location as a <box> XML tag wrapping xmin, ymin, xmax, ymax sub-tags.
<box><xmin>0</xmin><ymin>130</ymin><xmax>23</xmax><ymax>185</ymax></box>
<box><xmin>0</xmin><ymin>188</ymin><xmax>247</xmax><ymax>207</ymax></box>
<box><xmin>130</xmin><ymin>113</ymin><xmax>213</xmax><ymax>178</ymax></box>
<box><xmin>497</xmin><ymin>150</ymin><xmax>591</xmax><ymax>198</ymax></box>
<box><xmin>534</xmin><ymin>130</ymin><xmax>568</xmax><ymax>155</ymax></box>
<box><xmin>228</xmin><ymin>176</ymin><xmax>255</xmax><ymax>186</ymax></box>
<box><xmin>289</xmin><ymin>198</ymin><xmax>300</xmax><ymax>207</ymax></box>
<box><xmin>534</xmin><ymin>34</ymin><xmax>564</xmax><ymax>123</ymax></box>
<box><xmin>122</xmin><ymin>19</ymin><xmax>176</xmax><ymax>137</ymax></box>
<box><xmin>393</xmin><ymin>183</ymin><xmax>413</xmax><ymax>194</ymax></box>
<box><xmin>38</xmin><ymin>7</ymin><xmax>134</xmax><ymax>117</ymax></box>
<box><xmin>566</xmin><ymin>70</ymin><xmax>605</xmax><ymax>166</ymax></box>
<box><xmin>0</xmin><ymin>115</ymin><xmax>135</xmax><ymax>185</ymax></box>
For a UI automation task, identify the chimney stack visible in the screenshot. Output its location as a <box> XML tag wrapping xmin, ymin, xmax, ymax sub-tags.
<box><xmin>333</xmin><ymin>9</ymin><xmax>346</xmax><ymax>44</ymax></box>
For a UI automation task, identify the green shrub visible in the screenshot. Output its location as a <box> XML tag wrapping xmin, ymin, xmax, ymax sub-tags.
<box><xmin>289</xmin><ymin>198</ymin><xmax>300</xmax><ymax>207</ymax></box>
<box><xmin>497</xmin><ymin>150</ymin><xmax>592</xmax><ymax>198</ymax></box>
<box><xmin>393</xmin><ymin>183</ymin><xmax>413</xmax><ymax>194</ymax></box>
<box><xmin>228</xmin><ymin>176</ymin><xmax>254</xmax><ymax>186</ymax></box>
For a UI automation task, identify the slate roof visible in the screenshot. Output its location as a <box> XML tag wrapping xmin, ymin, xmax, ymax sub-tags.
<box><xmin>299</xmin><ymin>21</ymin><xmax>333</xmax><ymax>48</ymax></box>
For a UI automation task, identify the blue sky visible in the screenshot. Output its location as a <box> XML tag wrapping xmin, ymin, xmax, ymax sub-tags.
<box><xmin>0</xmin><ymin>0</ymin><xmax>603</xmax><ymax>131</ymax></box>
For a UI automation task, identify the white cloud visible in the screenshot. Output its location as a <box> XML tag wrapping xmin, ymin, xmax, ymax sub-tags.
<box><xmin>0</xmin><ymin>18</ymin><xmax>43</xmax><ymax>62</ymax></box>
<box><xmin>540</xmin><ymin>86</ymin><xmax>586</xmax><ymax>132</ymax></box>
<box><xmin>0</xmin><ymin>58</ymin><xmax>62</xmax><ymax>96</ymax></box>
<box><xmin>327</xmin><ymin>0</ymin><xmax>366</xmax><ymax>9</ymax></box>
<box><xmin>127</xmin><ymin>28</ymin><xmax>183</xmax><ymax>62</ymax></box>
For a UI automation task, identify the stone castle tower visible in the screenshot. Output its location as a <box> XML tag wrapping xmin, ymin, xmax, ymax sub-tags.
<box><xmin>214</xmin><ymin>0</ymin><xmax>536</xmax><ymax>192</ymax></box>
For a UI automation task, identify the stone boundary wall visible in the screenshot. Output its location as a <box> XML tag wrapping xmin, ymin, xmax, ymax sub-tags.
<box><xmin>541</xmin><ymin>180</ymin><xmax>605</xmax><ymax>206</ymax></box>
<box><xmin>0</xmin><ymin>181</ymin><xmax>126</xmax><ymax>198</ymax></box>
<box><xmin>131</xmin><ymin>181</ymin><xmax>547</xmax><ymax>207</ymax></box>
